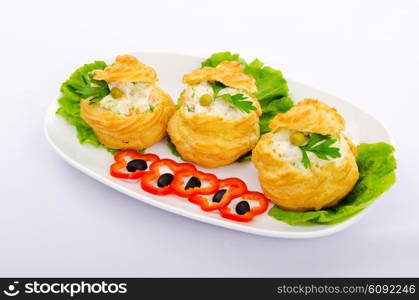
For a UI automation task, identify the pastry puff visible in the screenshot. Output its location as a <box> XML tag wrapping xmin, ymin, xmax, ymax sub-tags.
<box><xmin>80</xmin><ymin>55</ymin><xmax>175</xmax><ymax>150</ymax></box>
<box><xmin>183</xmin><ymin>61</ymin><xmax>258</xmax><ymax>94</ymax></box>
<box><xmin>167</xmin><ymin>61</ymin><xmax>261</xmax><ymax>168</ymax></box>
<box><xmin>252</xmin><ymin>99</ymin><xmax>359</xmax><ymax>211</ymax></box>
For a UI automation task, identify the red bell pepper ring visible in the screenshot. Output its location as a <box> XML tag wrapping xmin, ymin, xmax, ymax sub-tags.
<box><xmin>171</xmin><ymin>169</ymin><xmax>219</xmax><ymax>198</ymax></box>
<box><xmin>110</xmin><ymin>150</ymin><xmax>160</xmax><ymax>180</ymax></box>
<box><xmin>188</xmin><ymin>177</ymin><xmax>247</xmax><ymax>211</ymax></box>
<box><xmin>219</xmin><ymin>191</ymin><xmax>269</xmax><ymax>222</ymax></box>
<box><xmin>141</xmin><ymin>159</ymin><xmax>196</xmax><ymax>195</ymax></box>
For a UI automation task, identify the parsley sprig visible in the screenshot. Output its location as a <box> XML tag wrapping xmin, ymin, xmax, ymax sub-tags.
<box><xmin>210</xmin><ymin>81</ymin><xmax>256</xmax><ymax>113</ymax></box>
<box><xmin>299</xmin><ymin>134</ymin><xmax>341</xmax><ymax>168</ymax></box>
<box><xmin>211</xmin><ymin>81</ymin><xmax>225</xmax><ymax>95</ymax></box>
<box><xmin>78</xmin><ymin>72</ymin><xmax>110</xmax><ymax>104</ymax></box>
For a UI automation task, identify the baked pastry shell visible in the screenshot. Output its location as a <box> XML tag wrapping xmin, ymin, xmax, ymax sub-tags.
<box><xmin>167</xmin><ymin>102</ymin><xmax>260</xmax><ymax>168</ymax></box>
<box><xmin>252</xmin><ymin>132</ymin><xmax>359</xmax><ymax>211</ymax></box>
<box><xmin>80</xmin><ymin>85</ymin><xmax>175</xmax><ymax>150</ymax></box>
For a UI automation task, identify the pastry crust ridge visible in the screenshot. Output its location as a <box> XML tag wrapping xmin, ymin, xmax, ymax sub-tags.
<box><xmin>183</xmin><ymin>61</ymin><xmax>257</xmax><ymax>95</ymax></box>
<box><xmin>269</xmin><ymin>98</ymin><xmax>345</xmax><ymax>135</ymax></box>
<box><xmin>91</xmin><ymin>55</ymin><xmax>158</xmax><ymax>84</ymax></box>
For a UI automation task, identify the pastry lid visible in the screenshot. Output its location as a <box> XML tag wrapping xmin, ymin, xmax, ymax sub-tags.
<box><xmin>183</xmin><ymin>61</ymin><xmax>257</xmax><ymax>95</ymax></box>
<box><xmin>91</xmin><ymin>55</ymin><xmax>158</xmax><ymax>84</ymax></box>
<box><xmin>269</xmin><ymin>99</ymin><xmax>345</xmax><ymax>135</ymax></box>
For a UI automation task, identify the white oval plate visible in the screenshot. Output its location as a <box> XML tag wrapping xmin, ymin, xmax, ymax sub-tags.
<box><xmin>44</xmin><ymin>52</ymin><xmax>393</xmax><ymax>239</ymax></box>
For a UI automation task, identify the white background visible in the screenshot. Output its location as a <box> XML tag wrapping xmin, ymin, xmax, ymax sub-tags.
<box><xmin>1</xmin><ymin>0</ymin><xmax>418</xmax><ymax>277</ymax></box>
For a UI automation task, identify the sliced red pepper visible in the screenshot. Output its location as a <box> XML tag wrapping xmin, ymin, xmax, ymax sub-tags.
<box><xmin>219</xmin><ymin>191</ymin><xmax>269</xmax><ymax>222</ymax></box>
<box><xmin>171</xmin><ymin>169</ymin><xmax>219</xmax><ymax>198</ymax></box>
<box><xmin>141</xmin><ymin>159</ymin><xmax>196</xmax><ymax>195</ymax></box>
<box><xmin>110</xmin><ymin>150</ymin><xmax>160</xmax><ymax>180</ymax></box>
<box><xmin>188</xmin><ymin>177</ymin><xmax>247</xmax><ymax>211</ymax></box>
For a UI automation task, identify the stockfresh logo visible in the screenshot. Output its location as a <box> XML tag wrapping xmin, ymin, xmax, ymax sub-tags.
<box><xmin>3</xmin><ymin>281</ymin><xmax>20</xmax><ymax>297</ymax></box>
<box><xmin>2</xmin><ymin>280</ymin><xmax>127</xmax><ymax>297</ymax></box>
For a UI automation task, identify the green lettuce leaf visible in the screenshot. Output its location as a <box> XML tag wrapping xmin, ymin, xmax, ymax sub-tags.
<box><xmin>201</xmin><ymin>52</ymin><xmax>292</xmax><ymax>135</ymax></box>
<box><xmin>268</xmin><ymin>142</ymin><xmax>397</xmax><ymax>225</ymax></box>
<box><xmin>56</xmin><ymin>61</ymin><xmax>120</xmax><ymax>154</ymax></box>
<box><xmin>236</xmin><ymin>151</ymin><xmax>253</xmax><ymax>162</ymax></box>
<box><xmin>259</xmin><ymin>96</ymin><xmax>294</xmax><ymax>134</ymax></box>
<box><xmin>166</xmin><ymin>136</ymin><xmax>182</xmax><ymax>158</ymax></box>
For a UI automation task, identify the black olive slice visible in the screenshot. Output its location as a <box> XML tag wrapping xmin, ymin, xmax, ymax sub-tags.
<box><xmin>212</xmin><ymin>189</ymin><xmax>227</xmax><ymax>203</ymax></box>
<box><xmin>157</xmin><ymin>173</ymin><xmax>174</xmax><ymax>188</ymax></box>
<box><xmin>126</xmin><ymin>159</ymin><xmax>147</xmax><ymax>172</ymax></box>
<box><xmin>235</xmin><ymin>201</ymin><xmax>251</xmax><ymax>215</ymax></box>
<box><xmin>185</xmin><ymin>176</ymin><xmax>201</xmax><ymax>190</ymax></box>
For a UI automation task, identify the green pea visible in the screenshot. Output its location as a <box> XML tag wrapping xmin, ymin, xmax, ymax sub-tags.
<box><xmin>199</xmin><ymin>94</ymin><xmax>213</xmax><ymax>106</ymax></box>
<box><xmin>110</xmin><ymin>87</ymin><xmax>124</xmax><ymax>99</ymax></box>
<box><xmin>290</xmin><ymin>132</ymin><xmax>306</xmax><ymax>146</ymax></box>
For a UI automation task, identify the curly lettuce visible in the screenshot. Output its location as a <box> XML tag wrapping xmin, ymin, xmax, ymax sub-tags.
<box><xmin>268</xmin><ymin>142</ymin><xmax>397</xmax><ymax>225</ymax></box>
<box><xmin>56</xmin><ymin>61</ymin><xmax>120</xmax><ymax>154</ymax></box>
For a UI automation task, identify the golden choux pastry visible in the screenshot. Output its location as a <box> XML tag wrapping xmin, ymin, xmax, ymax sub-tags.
<box><xmin>182</xmin><ymin>61</ymin><xmax>258</xmax><ymax>94</ymax></box>
<box><xmin>252</xmin><ymin>99</ymin><xmax>359</xmax><ymax>211</ymax></box>
<box><xmin>167</xmin><ymin>61</ymin><xmax>262</xmax><ymax>168</ymax></box>
<box><xmin>80</xmin><ymin>55</ymin><xmax>175</xmax><ymax>150</ymax></box>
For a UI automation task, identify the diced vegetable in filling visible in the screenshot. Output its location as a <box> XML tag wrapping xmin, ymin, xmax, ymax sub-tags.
<box><xmin>99</xmin><ymin>81</ymin><xmax>155</xmax><ymax>116</ymax></box>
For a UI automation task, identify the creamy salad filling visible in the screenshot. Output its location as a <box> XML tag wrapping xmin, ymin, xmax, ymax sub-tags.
<box><xmin>99</xmin><ymin>81</ymin><xmax>154</xmax><ymax>116</ymax></box>
<box><xmin>183</xmin><ymin>81</ymin><xmax>251</xmax><ymax>120</ymax></box>
<box><xmin>270</xmin><ymin>129</ymin><xmax>349</xmax><ymax>170</ymax></box>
